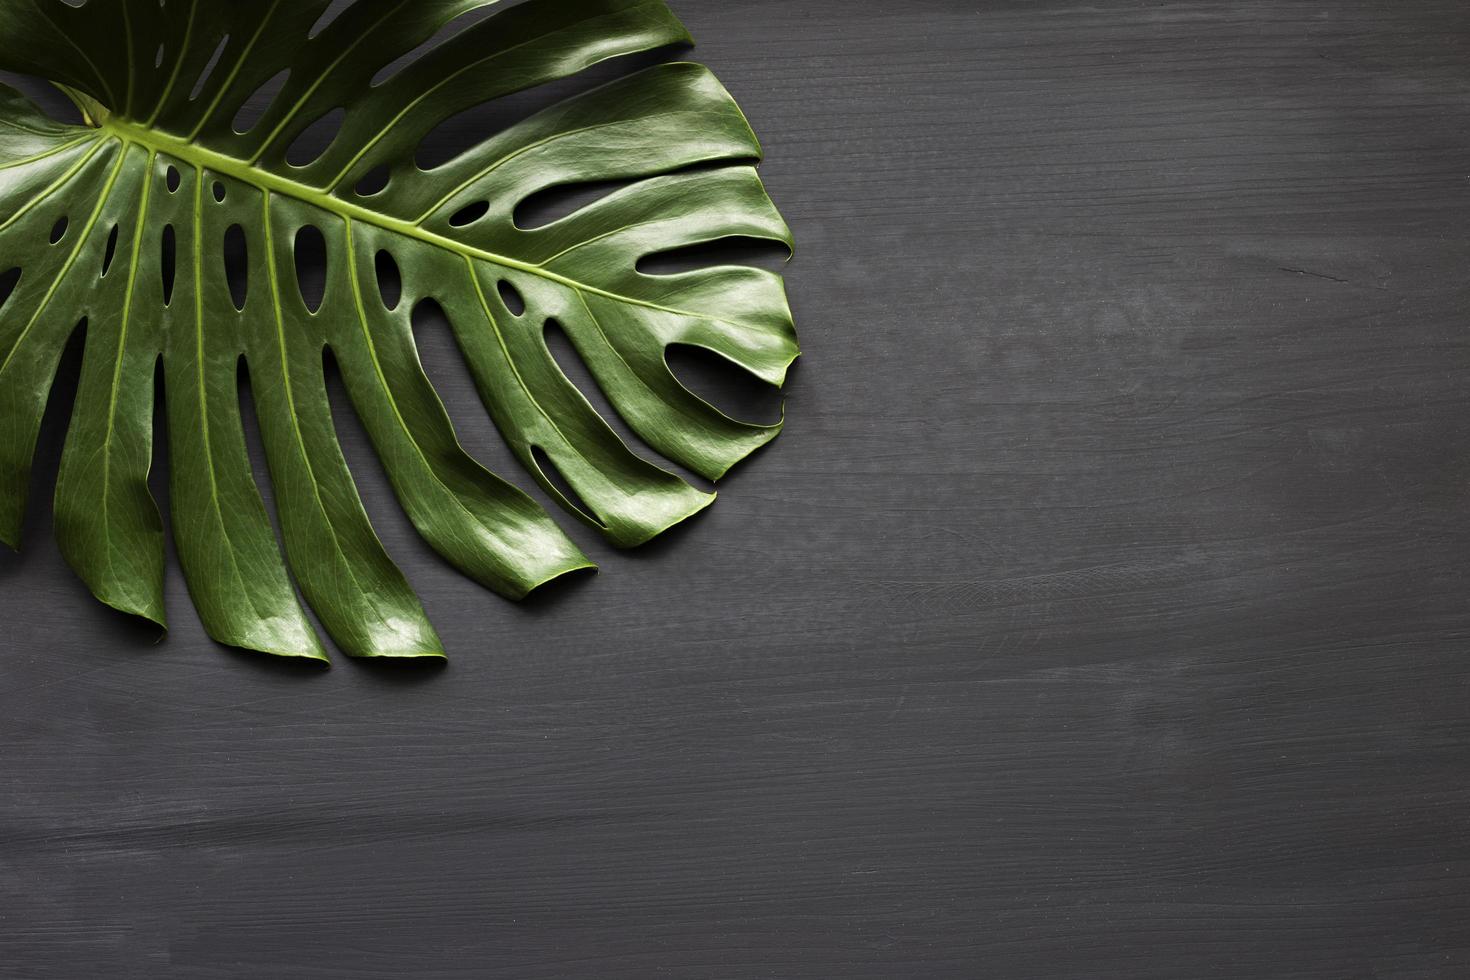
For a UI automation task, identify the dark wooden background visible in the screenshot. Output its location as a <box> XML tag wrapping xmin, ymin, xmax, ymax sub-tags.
<box><xmin>5</xmin><ymin>1</ymin><xmax>1470</xmax><ymax>976</ymax></box>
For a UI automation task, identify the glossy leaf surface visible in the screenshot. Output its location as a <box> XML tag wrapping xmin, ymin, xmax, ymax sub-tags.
<box><xmin>0</xmin><ymin>0</ymin><xmax>797</xmax><ymax>662</ymax></box>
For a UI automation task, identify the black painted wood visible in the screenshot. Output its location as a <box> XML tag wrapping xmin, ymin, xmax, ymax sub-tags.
<box><xmin>5</xmin><ymin>1</ymin><xmax>1470</xmax><ymax>976</ymax></box>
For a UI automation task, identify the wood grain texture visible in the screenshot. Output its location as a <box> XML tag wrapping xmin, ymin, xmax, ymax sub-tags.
<box><xmin>5</xmin><ymin>1</ymin><xmax>1470</xmax><ymax>976</ymax></box>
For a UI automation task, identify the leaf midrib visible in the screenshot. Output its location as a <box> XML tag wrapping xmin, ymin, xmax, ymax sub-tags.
<box><xmin>98</xmin><ymin>117</ymin><xmax>735</xmax><ymax>331</ymax></box>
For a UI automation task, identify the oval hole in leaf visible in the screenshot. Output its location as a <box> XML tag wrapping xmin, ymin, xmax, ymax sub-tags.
<box><xmin>160</xmin><ymin>224</ymin><xmax>177</xmax><ymax>306</ymax></box>
<box><xmin>285</xmin><ymin>107</ymin><xmax>345</xmax><ymax>167</ymax></box>
<box><xmin>189</xmin><ymin>34</ymin><xmax>230</xmax><ymax>101</ymax></box>
<box><xmin>212</xmin><ymin>180</ymin><xmax>226</xmax><ymax>202</ymax></box>
<box><xmin>513</xmin><ymin>177</ymin><xmax>637</xmax><ymax>231</ymax></box>
<box><xmin>448</xmin><ymin>200</ymin><xmax>488</xmax><ymax>228</ymax></box>
<box><xmin>416</xmin><ymin>104</ymin><xmax>493</xmax><ymax>171</ymax></box>
<box><xmin>309</xmin><ymin>0</ymin><xmax>358</xmax><ymax>38</ymax></box>
<box><xmin>100</xmin><ymin>224</ymin><xmax>119</xmax><ymax>276</ymax></box>
<box><xmin>413</xmin><ymin>48</ymin><xmax>675</xmax><ymax>171</ymax></box>
<box><xmin>165</xmin><ymin>165</ymin><xmax>181</xmax><ymax>193</ymax></box>
<box><xmin>531</xmin><ymin>446</ymin><xmax>603</xmax><ymax>527</ymax></box>
<box><xmin>370</xmin><ymin>7</ymin><xmax>492</xmax><ymax>87</ymax></box>
<box><xmin>637</xmin><ymin>237</ymin><xmax>790</xmax><ymax>276</ymax></box>
<box><xmin>0</xmin><ymin>267</ymin><xmax>20</xmax><ymax>313</ymax></box>
<box><xmin>232</xmin><ymin>68</ymin><xmax>290</xmax><ymax>135</ymax></box>
<box><xmin>49</xmin><ymin>216</ymin><xmax>68</xmax><ymax>244</ymax></box>
<box><xmin>497</xmin><ymin>280</ymin><xmax>524</xmax><ymax>317</ymax></box>
<box><xmin>416</xmin><ymin>98</ymin><xmax>563</xmax><ymax>171</ymax></box>
<box><xmin>375</xmin><ymin>250</ymin><xmax>401</xmax><ymax>311</ymax></box>
<box><xmin>293</xmin><ymin>224</ymin><xmax>327</xmax><ymax>313</ymax></box>
<box><xmin>355</xmin><ymin>164</ymin><xmax>389</xmax><ymax>197</ymax></box>
<box><xmin>223</xmin><ymin>223</ymin><xmax>248</xmax><ymax>311</ymax></box>
<box><xmin>666</xmin><ymin>343</ymin><xmax>784</xmax><ymax>425</ymax></box>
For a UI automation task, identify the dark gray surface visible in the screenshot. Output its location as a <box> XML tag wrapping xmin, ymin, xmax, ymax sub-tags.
<box><xmin>5</xmin><ymin>1</ymin><xmax>1470</xmax><ymax>976</ymax></box>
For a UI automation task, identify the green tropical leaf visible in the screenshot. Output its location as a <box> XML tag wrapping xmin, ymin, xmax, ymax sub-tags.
<box><xmin>0</xmin><ymin>0</ymin><xmax>797</xmax><ymax>663</ymax></box>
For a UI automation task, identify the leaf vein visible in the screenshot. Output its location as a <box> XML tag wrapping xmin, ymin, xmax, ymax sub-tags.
<box><xmin>0</xmin><ymin>139</ymin><xmax>126</xmax><ymax>379</ymax></box>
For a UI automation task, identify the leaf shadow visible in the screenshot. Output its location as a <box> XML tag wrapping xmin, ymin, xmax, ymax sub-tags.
<box><xmin>95</xmin><ymin>605</ymin><xmax>172</xmax><ymax>653</ymax></box>
<box><xmin>511</xmin><ymin>563</ymin><xmax>599</xmax><ymax>617</ymax></box>
<box><xmin>217</xmin><ymin>646</ymin><xmax>333</xmax><ymax>679</ymax></box>
<box><xmin>620</xmin><ymin>502</ymin><xmax>716</xmax><ymax>562</ymax></box>
<box><xmin>351</xmin><ymin>655</ymin><xmax>448</xmax><ymax>686</ymax></box>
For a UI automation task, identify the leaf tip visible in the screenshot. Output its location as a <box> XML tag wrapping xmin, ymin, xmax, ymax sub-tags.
<box><xmin>516</xmin><ymin>558</ymin><xmax>600</xmax><ymax>602</ymax></box>
<box><xmin>97</xmin><ymin>594</ymin><xmax>168</xmax><ymax>633</ymax></box>
<box><xmin>238</xmin><ymin>646</ymin><xmax>333</xmax><ymax>668</ymax></box>
<box><xmin>772</xmin><ymin>347</ymin><xmax>802</xmax><ymax>390</ymax></box>
<box><xmin>655</xmin><ymin>487</ymin><xmax>719</xmax><ymax>544</ymax></box>
<box><xmin>267</xmin><ymin>639</ymin><xmax>333</xmax><ymax>665</ymax></box>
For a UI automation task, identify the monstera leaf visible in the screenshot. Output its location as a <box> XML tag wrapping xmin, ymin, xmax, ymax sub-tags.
<box><xmin>0</xmin><ymin>0</ymin><xmax>797</xmax><ymax>662</ymax></box>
